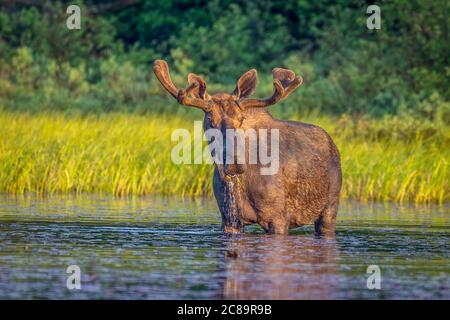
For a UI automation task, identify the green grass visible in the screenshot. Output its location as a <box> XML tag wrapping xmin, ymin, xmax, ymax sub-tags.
<box><xmin>0</xmin><ymin>111</ymin><xmax>448</xmax><ymax>204</ymax></box>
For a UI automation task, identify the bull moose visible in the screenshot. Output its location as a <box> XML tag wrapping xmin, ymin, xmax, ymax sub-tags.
<box><xmin>153</xmin><ymin>60</ymin><xmax>341</xmax><ymax>235</ymax></box>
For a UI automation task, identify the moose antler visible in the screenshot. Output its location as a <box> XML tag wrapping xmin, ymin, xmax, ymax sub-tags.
<box><xmin>238</xmin><ymin>68</ymin><xmax>303</xmax><ymax>108</ymax></box>
<box><xmin>153</xmin><ymin>60</ymin><xmax>208</xmax><ymax>110</ymax></box>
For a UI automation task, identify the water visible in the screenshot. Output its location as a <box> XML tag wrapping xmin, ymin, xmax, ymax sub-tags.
<box><xmin>0</xmin><ymin>195</ymin><xmax>448</xmax><ymax>299</ymax></box>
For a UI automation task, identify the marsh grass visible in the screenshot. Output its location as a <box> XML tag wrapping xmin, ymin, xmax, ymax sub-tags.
<box><xmin>0</xmin><ymin>111</ymin><xmax>448</xmax><ymax>204</ymax></box>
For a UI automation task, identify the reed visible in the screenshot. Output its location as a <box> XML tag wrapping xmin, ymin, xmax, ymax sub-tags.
<box><xmin>0</xmin><ymin>111</ymin><xmax>447</xmax><ymax>204</ymax></box>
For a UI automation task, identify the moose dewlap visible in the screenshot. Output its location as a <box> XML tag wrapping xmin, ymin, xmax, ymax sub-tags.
<box><xmin>154</xmin><ymin>59</ymin><xmax>342</xmax><ymax>235</ymax></box>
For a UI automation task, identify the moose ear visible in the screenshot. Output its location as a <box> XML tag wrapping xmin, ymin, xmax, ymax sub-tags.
<box><xmin>188</xmin><ymin>73</ymin><xmax>208</xmax><ymax>100</ymax></box>
<box><xmin>233</xmin><ymin>69</ymin><xmax>257</xmax><ymax>99</ymax></box>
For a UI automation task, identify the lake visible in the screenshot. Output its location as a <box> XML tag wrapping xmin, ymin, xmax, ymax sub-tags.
<box><xmin>0</xmin><ymin>195</ymin><xmax>448</xmax><ymax>299</ymax></box>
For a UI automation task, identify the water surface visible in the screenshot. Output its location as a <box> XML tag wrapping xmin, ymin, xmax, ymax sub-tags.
<box><xmin>0</xmin><ymin>195</ymin><xmax>448</xmax><ymax>299</ymax></box>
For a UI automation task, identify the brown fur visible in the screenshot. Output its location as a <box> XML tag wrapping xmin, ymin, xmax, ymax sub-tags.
<box><xmin>153</xmin><ymin>60</ymin><xmax>342</xmax><ymax>235</ymax></box>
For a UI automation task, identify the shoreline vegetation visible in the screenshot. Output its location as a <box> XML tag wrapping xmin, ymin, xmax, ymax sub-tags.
<box><xmin>1</xmin><ymin>1</ymin><xmax>448</xmax><ymax>205</ymax></box>
<box><xmin>0</xmin><ymin>110</ymin><xmax>447</xmax><ymax>204</ymax></box>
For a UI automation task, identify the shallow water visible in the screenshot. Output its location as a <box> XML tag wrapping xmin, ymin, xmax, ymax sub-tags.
<box><xmin>0</xmin><ymin>195</ymin><xmax>448</xmax><ymax>299</ymax></box>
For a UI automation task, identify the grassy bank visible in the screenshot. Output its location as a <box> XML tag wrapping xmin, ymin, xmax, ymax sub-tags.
<box><xmin>0</xmin><ymin>111</ymin><xmax>448</xmax><ymax>204</ymax></box>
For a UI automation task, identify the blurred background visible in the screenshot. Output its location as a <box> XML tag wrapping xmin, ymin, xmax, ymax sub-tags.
<box><xmin>0</xmin><ymin>0</ymin><xmax>448</xmax><ymax>202</ymax></box>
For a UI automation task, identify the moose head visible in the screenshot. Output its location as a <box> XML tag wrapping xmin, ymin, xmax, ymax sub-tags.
<box><xmin>153</xmin><ymin>59</ymin><xmax>303</xmax><ymax>175</ymax></box>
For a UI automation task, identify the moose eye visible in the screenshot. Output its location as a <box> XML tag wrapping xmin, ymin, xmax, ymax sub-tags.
<box><xmin>206</xmin><ymin>114</ymin><xmax>219</xmax><ymax>128</ymax></box>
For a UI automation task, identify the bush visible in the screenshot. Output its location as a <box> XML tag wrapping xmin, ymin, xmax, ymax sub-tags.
<box><xmin>0</xmin><ymin>0</ymin><xmax>448</xmax><ymax>118</ymax></box>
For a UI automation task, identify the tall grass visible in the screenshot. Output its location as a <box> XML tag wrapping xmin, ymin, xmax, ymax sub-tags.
<box><xmin>0</xmin><ymin>111</ymin><xmax>448</xmax><ymax>204</ymax></box>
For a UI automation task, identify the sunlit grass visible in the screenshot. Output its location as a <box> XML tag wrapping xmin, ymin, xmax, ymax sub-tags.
<box><xmin>0</xmin><ymin>111</ymin><xmax>448</xmax><ymax>204</ymax></box>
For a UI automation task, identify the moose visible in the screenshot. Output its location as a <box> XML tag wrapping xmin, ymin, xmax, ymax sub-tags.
<box><xmin>153</xmin><ymin>60</ymin><xmax>341</xmax><ymax>235</ymax></box>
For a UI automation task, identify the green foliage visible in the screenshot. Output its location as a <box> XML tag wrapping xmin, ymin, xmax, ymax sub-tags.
<box><xmin>0</xmin><ymin>0</ymin><xmax>448</xmax><ymax>117</ymax></box>
<box><xmin>0</xmin><ymin>2</ymin><xmax>117</xmax><ymax>64</ymax></box>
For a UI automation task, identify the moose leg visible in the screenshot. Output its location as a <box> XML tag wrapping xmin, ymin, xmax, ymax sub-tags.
<box><xmin>213</xmin><ymin>170</ymin><xmax>245</xmax><ymax>233</ymax></box>
<box><xmin>220</xmin><ymin>210</ymin><xmax>245</xmax><ymax>233</ymax></box>
<box><xmin>256</xmin><ymin>192</ymin><xmax>289</xmax><ymax>235</ymax></box>
<box><xmin>221</xmin><ymin>214</ymin><xmax>244</xmax><ymax>233</ymax></box>
<box><xmin>259</xmin><ymin>209</ymin><xmax>289</xmax><ymax>235</ymax></box>
<box><xmin>316</xmin><ymin>157</ymin><xmax>341</xmax><ymax>237</ymax></box>
<box><xmin>219</xmin><ymin>192</ymin><xmax>245</xmax><ymax>234</ymax></box>
<box><xmin>314</xmin><ymin>202</ymin><xmax>338</xmax><ymax>237</ymax></box>
<box><xmin>267</xmin><ymin>220</ymin><xmax>289</xmax><ymax>235</ymax></box>
<box><xmin>223</xmin><ymin>224</ymin><xmax>244</xmax><ymax>233</ymax></box>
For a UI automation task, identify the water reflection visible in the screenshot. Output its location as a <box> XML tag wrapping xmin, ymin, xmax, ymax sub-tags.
<box><xmin>0</xmin><ymin>195</ymin><xmax>448</xmax><ymax>299</ymax></box>
<box><xmin>219</xmin><ymin>234</ymin><xmax>339</xmax><ymax>299</ymax></box>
